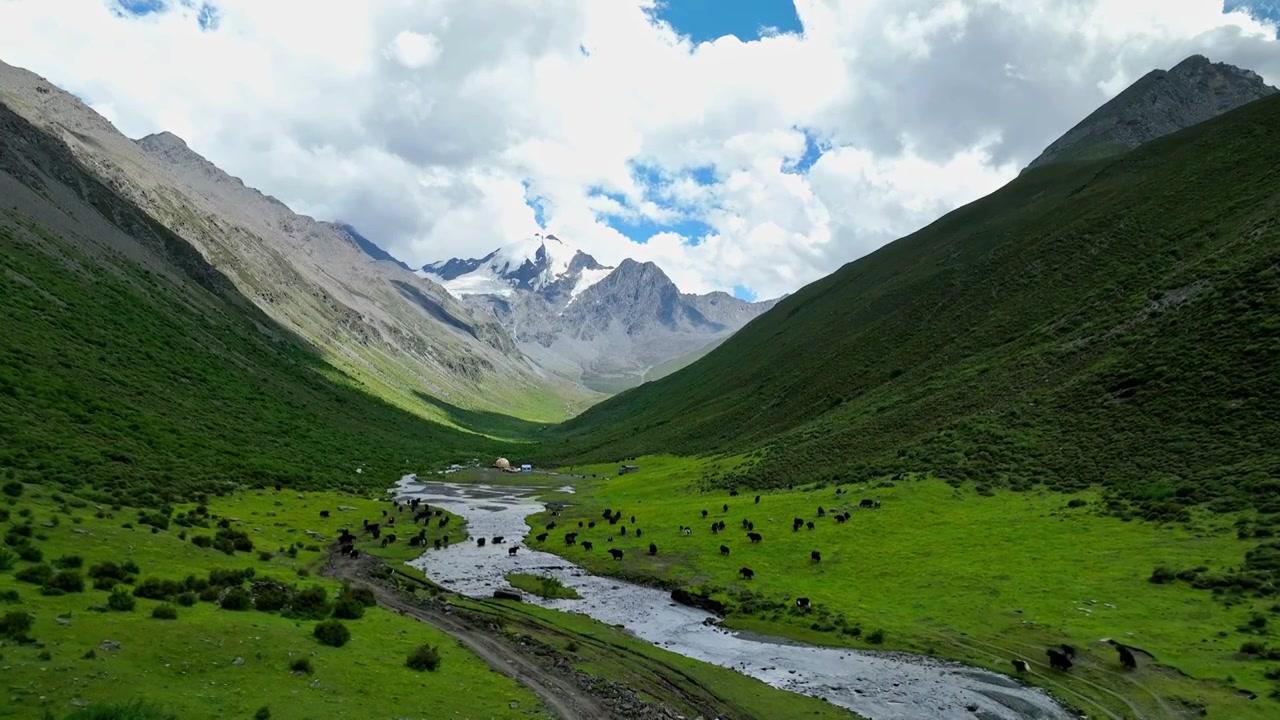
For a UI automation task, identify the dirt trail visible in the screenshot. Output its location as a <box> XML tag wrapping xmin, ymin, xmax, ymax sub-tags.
<box><xmin>323</xmin><ymin>553</ymin><xmax>624</xmax><ymax>720</ymax></box>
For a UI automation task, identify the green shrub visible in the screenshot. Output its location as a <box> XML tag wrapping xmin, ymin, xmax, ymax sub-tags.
<box><xmin>341</xmin><ymin>586</ymin><xmax>377</xmax><ymax>608</ymax></box>
<box><xmin>288</xmin><ymin>585</ymin><xmax>331</xmax><ymax>620</ymax></box>
<box><xmin>191</xmin><ymin>535</ymin><xmax>213</xmax><ymax>548</ymax></box>
<box><xmin>15</xmin><ymin>563</ymin><xmax>53</xmax><ymax>585</ymax></box>
<box><xmin>107</xmin><ymin>589</ymin><xmax>136</xmax><ymax>612</ymax></box>
<box><xmin>122</xmin><ymin>561</ymin><xmax>141</xmax><ymax>575</ymax></box>
<box><xmin>0</xmin><ymin>590</ymin><xmax>19</xmax><ymax>603</ymax></box>
<box><xmin>313</xmin><ymin>619</ymin><xmax>350</xmax><ymax>647</ymax></box>
<box><xmin>93</xmin><ymin>576</ymin><xmax>119</xmax><ymax>591</ymax></box>
<box><xmin>175</xmin><ymin>591</ymin><xmax>198</xmax><ymax>607</ymax></box>
<box><xmin>251</xmin><ymin>582</ymin><xmax>292</xmax><ymax>612</ymax></box>
<box><xmin>1067</xmin><ymin>499</ymin><xmax>1088</xmax><ymax>508</ymax></box>
<box><xmin>1</xmin><ymin>481</ymin><xmax>22</xmax><ymax>497</ymax></box>
<box><xmin>17</xmin><ymin>545</ymin><xmax>42</xmax><ymax>563</ymax></box>
<box><xmin>54</xmin><ymin>554</ymin><xmax>84</xmax><ymax>569</ymax></box>
<box><xmin>0</xmin><ymin>549</ymin><xmax>14</xmax><ymax>572</ymax></box>
<box><xmin>289</xmin><ymin>657</ymin><xmax>313</xmax><ymax>675</ymax></box>
<box><xmin>45</xmin><ymin>569</ymin><xmax>85</xmax><ymax>593</ymax></box>
<box><xmin>1241</xmin><ymin>640</ymin><xmax>1267</xmax><ymax>655</ymax></box>
<box><xmin>257</xmin><ymin>551</ymin><xmax>274</xmax><ymax>562</ymax></box>
<box><xmin>1149</xmin><ymin>566</ymin><xmax>1178</xmax><ymax>584</ymax></box>
<box><xmin>331</xmin><ymin>597</ymin><xmax>364</xmax><ymax>620</ymax></box>
<box><xmin>255</xmin><ymin>707</ymin><xmax>271</xmax><ymax>720</ymax></box>
<box><xmin>208</xmin><ymin>567</ymin><xmax>254</xmax><ymax>587</ymax></box>
<box><xmin>0</xmin><ymin>611</ymin><xmax>34</xmax><ymax>640</ymax></box>
<box><xmin>133</xmin><ymin>578</ymin><xmax>183</xmax><ymax>601</ymax></box>
<box><xmin>867</xmin><ymin>629</ymin><xmax>886</xmax><ymax>644</ymax></box>
<box><xmin>198</xmin><ymin>587</ymin><xmax>221</xmax><ymax>602</ymax></box>
<box><xmin>405</xmin><ymin>644</ymin><xmax>441</xmax><ymax>672</ymax></box>
<box><xmin>151</xmin><ymin>604</ymin><xmax>178</xmax><ymax>620</ymax></box>
<box><xmin>220</xmin><ymin>588</ymin><xmax>252</xmax><ymax>611</ymax></box>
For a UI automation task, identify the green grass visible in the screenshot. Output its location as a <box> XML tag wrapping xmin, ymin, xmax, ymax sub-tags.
<box><xmin>523</xmin><ymin>457</ymin><xmax>1280</xmax><ymax>719</ymax></box>
<box><xmin>542</xmin><ymin>94</ymin><xmax>1280</xmax><ymax>531</ymax></box>
<box><xmin>0</xmin><ymin>212</ymin><xmax>521</xmax><ymax>509</ymax></box>
<box><xmin>0</xmin><ymin>486</ymin><xmax>542</xmax><ymax>720</ymax></box>
<box><xmin>505</xmin><ymin>573</ymin><xmax>581</xmax><ymax>600</ymax></box>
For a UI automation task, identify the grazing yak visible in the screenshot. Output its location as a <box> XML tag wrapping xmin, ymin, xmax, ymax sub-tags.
<box><xmin>546</xmin><ymin>521</ymin><xmax>557</xmax><ymax>530</ymax></box>
<box><xmin>730</xmin><ymin>490</ymin><xmax>739</xmax><ymax>496</ymax></box>
<box><xmin>754</xmin><ymin>495</ymin><xmax>761</xmax><ymax>504</ymax></box>
<box><xmin>508</xmin><ymin>546</ymin><xmax>518</xmax><ymax>556</ymax></box>
<box><xmin>1109</xmin><ymin>640</ymin><xmax>1137</xmax><ymax>670</ymax></box>
<box><xmin>811</xmin><ymin>550</ymin><xmax>821</xmax><ymax>562</ymax></box>
<box><xmin>747</xmin><ymin>532</ymin><xmax>763</xmax><ymax>543</ymax></box>
<box><xmin>739</xmin><ymin>567</ymin><xmax>755</xmax><ymax>580</ymax></box>
<box><xmin>681</xmin><ymin>527</ymin><xmax>692</xmax><ymax>536</ymax></box>
<box><xmin>535</xmin><ymin>532</ymin><xmax>548</xmax><ymax>542</ymax></box>
<box><xmin>581</xmin><ymin>541</ymin><xmax>593</xmax><ymax>551</ymax></box>
<box><xmin>319</xmin><ymin>510</ymin><xmax>330</xmax><ymax>518</ymax></box>
<box><xmin>578</xmin><ymin>521</ymin><xmax>584</xmax><ymax>528</ymax></box>
<box><xmin>701</xmin><ymin>509</ymin><xmax>709</xmax><ymax>518</ymax></box>
<box><xmin>742</xmin><ymin>519</ymin><xmax>750</xmax><ymax>529</ymax></box>
<box><xmin>636</xmin><ymin>528</ymin><xmax>643</xmax><ymax>537</ymax></box>
<box><xmin>588</xmin><ymin>521</ymin><xmax>596</xmax><ymax>529</ymax></box>
<box><xmin>795</xmin><ymin>597</ymin><xmax>810</xmax><ymax>608</ymax></box>
<box><xmin>564</xmin><ymin>532</ymin><xmax>578</xmax><ymax>545</ymax></box>
<box><xmin>492</xmin><ymin>536</ymin><xmax>504</xmax><ymax>544</ymax></box>
<box><xmin>432</xmin><ymin>539</ymin><xmax>441</xmax><ymax>550</ymax></box>
<box><xmin>630</xmin><ymin>515</ymin><xmax>636</xmax><ymax>523</ymax></box>
<box><xmin>711</xmin><ymin>523</ymin><xmax>720</xmax><ymax>534</ymax></box>
<box><xmin>817</xmin><ymin>507</ymin><xmax>825</xmax><ymax>517</ymax></box>
<box><xmin>621</xmin><ymin>526</ymin><xmax>627</xmax><ymax>536</ymax></box>
<box><xmin>477</xmin><ymin>538</ymin><xmax>486</xmax><ymax>547</ymax></box>
<box><xmin>722</xmin><ymin>503</ymin><xmax>729</xmax><ymax>512</ymax></box>
<box><xmin>806</xmin><ymin>521</ymin><xmax>815</xmax><ymax>530</ymax></box>
<box><xmin>648</xmin><ymin>543</ymin><xmax>657</xmax><ymax>555</ymax></box>
<box><xmin>438</xmin><ymin>517</ymin><xmax>449</xmax><ymax>528</ymax></box>
<box><xmin>609</xmin><ymin>548</ymin><xmax>624</xmax><ymax>560</ymax></box>
<box><xmin>602</xmin><ymin>509</ymin><xmax>613</xmax><ymax>519</ymax></box>
<box><xmin>1046</xmin><ymin>648</ymin><xmax>1073</xmax><ymax>671</ymax></box>
<box><xmin>1012</xmin><ymin>659</ymin><xmax>1029</xmax><ymax>674</ymax></box>
<box><xmin>835</xmin><ymin>514</ymin><xmax>848</xmax><ymax>524</ymax></box>
<box><xmin>719</xmin><ymin>545</ymin><xmax>730</xmax><ymax>555</ymax></box>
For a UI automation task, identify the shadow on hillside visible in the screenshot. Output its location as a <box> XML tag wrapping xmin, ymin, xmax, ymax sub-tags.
<box><xmin>413</xmin><ymin>391</ymin><xmax>547</xmax><ymax>442</ymax></box>
<box><xmin>390</xmin><ymin>280</ymin><xmax>479</xmax><ymax>341</ymax></box>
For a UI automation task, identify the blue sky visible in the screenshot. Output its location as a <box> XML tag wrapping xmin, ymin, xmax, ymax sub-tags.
<box><xmin>651</xmin><ymin>0</ymin><xmax>802</xmax><ymax>43</ymax></box>
<box><xmin>1227</xmin><ymin>0</ymin><xmax>1280</xmax><ymax>34</ymax></box>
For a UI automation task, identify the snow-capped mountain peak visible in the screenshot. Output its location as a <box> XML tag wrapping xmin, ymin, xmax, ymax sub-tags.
<box><xmin>418</xmin><ymin>233</ymin><xmax>613</xmax><ymax>300</ymax></box>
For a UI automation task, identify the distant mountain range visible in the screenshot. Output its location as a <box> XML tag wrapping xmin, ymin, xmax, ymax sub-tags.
<box><xmin>416</xmin><ymin>234</ymin><xmax>781</xmax><ymax>393</ymax></box>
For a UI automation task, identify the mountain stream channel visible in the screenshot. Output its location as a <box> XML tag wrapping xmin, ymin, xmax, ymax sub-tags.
<box><xmin>395</xmin><ymin>475</ymin><xmax>1079</xmax><ymax>720</ymax></box>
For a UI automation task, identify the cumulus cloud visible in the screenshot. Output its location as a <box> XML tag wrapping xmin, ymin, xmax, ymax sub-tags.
<box><xmin>0</xmin><ymin>0</ymin><xmax>1276</xmax><ymax>299</ymax></box>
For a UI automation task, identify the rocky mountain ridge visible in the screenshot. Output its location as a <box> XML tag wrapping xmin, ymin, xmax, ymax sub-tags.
<box><xmin>1024</xmin><ymin>53</ymin><xmax>1277</xmax><ymax>172</ymax></box>
<box><xmin>421</xmin><ymin>238</ymin><xmax>779</xmax><ymax>392</ymax></box>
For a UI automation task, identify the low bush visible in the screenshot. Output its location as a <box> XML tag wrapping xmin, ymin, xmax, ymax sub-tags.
<box><xmin>867</xmin><ymin>629</ymin><xmax>886</xmax><ymax>644</ymax></box>
<box><xmin>220</xmin><ymin>588</ymin><xmax>252</xmax><ymax>611</ymax></box>
<box><xmin>107</xmin><ymin>589</ymin><xmax>136</xmax><ymax>612</ymax></box>
<box><xmin>45</xmin><ymin>569</ymin><xmax>85</xmax><ymax>593</ymax></box>
<box><xmin>250</xmin><ymin>581</ymin><xmax>292</xmax><ymax>612</ymax></box>
<box><xmin>2</xmin><ymin>481</ymin><xmax>22</xmax><ymax>497</ymax></box>
<box><xmin>342</xmin><ymin>586</ymin><xmax>377</xmax><ymax>607</ymax></box>
<box><xmin>0</xmin><ymin>549</ymin><xmax>14</xmax><ymax>572</ymax></box>
<box><xmin>93</xmin><ymin>576</ymin><xmax>119</xmax><ymax>591</ymax></box>
<box><xmin>0</xmin><ymin>611</ymin><xmax>34</xmax><ymax>640</ymax></box>
<box><xmin>53</xmin><ymin>554</ymin><xmax>84</xmax><ymax>569</ymax></box>
<box><xmin>133</xmin><ymin>577</ymin><xmax>184</xmax><ymax>601</ymax></box>
<box><xmin>313</xmin><ymin>619</ymin><xmax>350</xmax><ymax>647</ymax></box>
<box><xmin>255</xmin><ymin>707</ymin><xmax>271</xmax><ymax>720</ymax></box>
<box><xmin>0</xmin><ymin>590</ymin><xmax>19</xmax><ymax>603</ymax></box>
<box><xmin>288</xmin><ymin>585</ymin><xmax>331</xmax><ymax>620</ymax></box>
<box><xmin>152</xmin><ymin>604</ymin><xmax>178</xmax><ymax>620</ymax></box>
<box><xmin>405</xmin><ymin>644</ymin><xmax>441</xmax><ymax>672</ymax></box>
<box><xmin>175</xmin><ymin>591</ymin><xmax>198</xmax><ymax>607</ymax></box>
<box><xmin>15</xmin><ymin>563</ymin><xmax>53</xmax><ymax>585</ymax></box>
<box><xmin>290</xmin><ymin>657</ymin><xmax>313</xmax><ymax>675</ymax></box>
<box><xmin>17</xmin><ymin>545</ymin><xmax>42</xmax><ymax>563</ymax></box>
<box><xmin>331</xmin><ymin>597</ymin><xmax>364</xmax><ymax>620</ymax></box>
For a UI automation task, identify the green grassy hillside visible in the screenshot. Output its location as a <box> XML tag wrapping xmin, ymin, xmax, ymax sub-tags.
<box><xmin>0</xmin><ymin>101</ymin><xmax>514</xmax><ymax>508</ymax></box>
<box><xmin>545</xmin><ymin>94</ymin><xmax>1280</xmax><ymax>522</ymax></box>
<box><xmin>643</xmin><ymin>336</ymin><xmax>727</xmax><ymax>384</ymax></box>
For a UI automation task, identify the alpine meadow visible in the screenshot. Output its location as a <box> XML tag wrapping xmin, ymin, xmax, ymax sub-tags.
<box><xmin>1</xmin><ymin>7</ymin><xmax>1279</xmax><ymax>720</ymax></box>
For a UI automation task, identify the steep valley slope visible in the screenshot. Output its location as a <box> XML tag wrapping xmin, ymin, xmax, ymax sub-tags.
<box><xmin>0</xmin><ymin>59</ymin><xmax>588</xmax><ymax>428</ymax></box>
<box><xmin>0</xmin><ymin>84</ymin><xmax>515</xmax><ymax>507</ymax></box>
<box><xmin>545</xmin><ymin>89</ymin><xmax>1280</xmax><ymax>521</ymax></box>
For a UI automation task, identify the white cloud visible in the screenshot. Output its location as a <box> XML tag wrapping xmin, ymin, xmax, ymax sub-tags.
<box><xmin>388</xmin><ymin>30</ymin><xmax>442</xmax><ymax>69</ymax></box>
<box><xmin>0</xmin><ymin>0</ymin><xmax>1277</xmax><ymax>299</ymax></box>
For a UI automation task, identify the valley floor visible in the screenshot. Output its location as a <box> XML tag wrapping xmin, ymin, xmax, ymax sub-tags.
<box><xmin>523</xmin><ymin>457</ymin><xmax>1280</xmax><ymax>720</ymax></box>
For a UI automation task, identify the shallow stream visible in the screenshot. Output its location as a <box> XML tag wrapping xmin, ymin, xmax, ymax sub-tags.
<box><xmin>396</xmin><ymin>476</ymin><xmax>1078</xmax><ymax>720</ymax></box>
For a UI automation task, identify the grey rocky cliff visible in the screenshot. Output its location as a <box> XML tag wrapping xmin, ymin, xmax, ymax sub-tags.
<box><xmin>1024</xmin><ymin>54</ymin><xmax>1277</xmax><ymax>172</ymax></box>
<box><xmin>430</xmin><ymin>243</ymin><xmax>776</xmax><ymax>393</ymax></box>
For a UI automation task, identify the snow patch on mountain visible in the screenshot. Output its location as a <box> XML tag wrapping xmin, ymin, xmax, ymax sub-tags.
<box><xmin>420</xmin><ymin>233</ymin><xmax>613</xmax><ymax>300</ymax></box>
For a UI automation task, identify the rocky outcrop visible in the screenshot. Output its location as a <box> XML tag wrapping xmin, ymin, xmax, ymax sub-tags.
<box><xmin>1024</xmin><ymin>54</ymin><xmax>1277</xmax><ymax>172</ymax></box>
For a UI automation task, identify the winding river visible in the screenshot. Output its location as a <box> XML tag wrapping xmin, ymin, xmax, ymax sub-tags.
<box><xmin>395</xmin><ymin>476</ymin><xmax>1078</xmax><ymax>720</ymax></box>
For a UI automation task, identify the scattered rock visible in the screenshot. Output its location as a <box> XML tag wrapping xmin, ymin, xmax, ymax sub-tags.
<box><xmin>98</xmin><ymin>641</ymin><xmax>120</xmax><ymax>652</ymax></box>
<box><xmin>338</xmin><ymin>506</ymin><xmax>357</xmax><ymax>511</ymax></box>
<box><xmin>267</xmin><ymin>511</ymin><xmax>277</xmax><ymax>517</ymax></box>
<box><xmin>232</xmin><ymin>656</ymin><xmax>245</xmax><ymax>666</ymax></box>
<box><xmin>56</xmin><ymin>617</ymin><xmax>71</xmax><ymax>626</ymax></box>
<box><xmin>72</xmin><ymin>528</ymin><xmax>89</xmax><ymax>535</ymax></box>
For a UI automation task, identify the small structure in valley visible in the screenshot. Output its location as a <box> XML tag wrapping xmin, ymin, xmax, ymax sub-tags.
<box><xmin>619</xmin><ymin>464</ymin><xmax>640</xmax><ymax>475</ymax></box>
<box><xmin>494</xmin><ymin>457</ymin><xmax>511</xmax><ymax>471</ymax></box>
<box><xmin>520</xmin><ymin>463</ymin><xmax>533</xmax><ymax>473</ymax></box>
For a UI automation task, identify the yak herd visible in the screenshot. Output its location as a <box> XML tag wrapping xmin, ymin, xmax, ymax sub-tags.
<box><xmin>330</xmin><ymin>488</ymin><xmax>1141</xmax><ymax>680</ymax></box>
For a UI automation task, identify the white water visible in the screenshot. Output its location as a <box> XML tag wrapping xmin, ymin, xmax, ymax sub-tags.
<box><xmin>396</xmin><ymin>476</ymin><xmax>1078</xmax><ymax>720</ymax></box>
